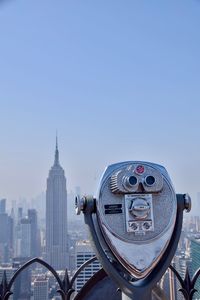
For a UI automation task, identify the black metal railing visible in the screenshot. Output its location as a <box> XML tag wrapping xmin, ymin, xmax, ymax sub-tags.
<box><xmin>0</xmin><ymin>257</ymin><xmax>200</xmax><ymax>300</ymax></box>
<box><xmin>169</xmin><ymin>265</ymin><xmax>200</xmax><ymax>300</ymax></box>
<box><xmin>0</xmin><ymin>256</ymin><xmax>97</xmax><ymax>300</ymax></box>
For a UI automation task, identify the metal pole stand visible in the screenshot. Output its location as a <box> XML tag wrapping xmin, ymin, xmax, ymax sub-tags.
<box><xmin>82</xmin><ymin>194</ymin><xmax>187</xmax><ymax>300</ymax></box>
<box><xmin>122</xmin><ymin>293</ymin><xmax>134</xmax><ymax>300</ymax></box>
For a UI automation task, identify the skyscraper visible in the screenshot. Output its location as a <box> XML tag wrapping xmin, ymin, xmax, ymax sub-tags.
<box><xmin>28</xmin><ymin>209</ymin><xmax>40</xmax><ymax>257</ymax></box>
<box><xmin>75</xmin><ymin>240</ymin><xmax>101</xmax><ymax>292</ymax></box>
<box><xmin>20</xmin><ymin>218</ymin><xmax>31</xmax><ymax>258</ymax></box>
<box><xmin>0</xmin><ymin>199</ymin><xmax>14</xmax><ymax>263</ymax></box>
<box><xmin>0</xmin><ymin>199</ymin><xmax>6</xmax><ymax>214</ymax></box>
<box><xmin>45</xmin><ymin>137</ymin><xmax>68</xmax><ymax>270</ymax></box>
<box><xmin>33</xmin><ymin>277</ymin><xmax>49</xmax><ymax>300</ymax></box>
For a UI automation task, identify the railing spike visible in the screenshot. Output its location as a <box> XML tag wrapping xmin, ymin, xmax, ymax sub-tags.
<box><xmin>170</xmin><ymin>264</ymin><xmax>200</xmax><ymax>300</ymax></box>
<box><xmin>184</xmin><ymin>267</ymin><xmax>192</xmax><ymax>292</ymax></box>
<box><xmin>0</xmin><ymin>271</ymin><xmax>12</xmax><ymax>300</ymax></box>
<box><xmin>63</xmin><ymin>269</ymin><xmax>70</xmax><ymax>290</ymax></box>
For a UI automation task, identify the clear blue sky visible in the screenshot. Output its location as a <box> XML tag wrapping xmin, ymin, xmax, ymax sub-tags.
<box><xmin>0</xmin><ymin>0</ymin><xmax>200</xmax><ymax>205</ymax></box>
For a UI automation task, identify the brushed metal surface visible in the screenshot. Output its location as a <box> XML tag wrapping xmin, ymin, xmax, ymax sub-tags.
<box><xmin>95</xmin><ymin>161</ymin><xmax>177</xmax><ymax>279</ymax></box>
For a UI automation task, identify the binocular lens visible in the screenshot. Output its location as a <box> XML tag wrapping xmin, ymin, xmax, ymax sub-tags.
<box><xmin>128</xmin><ymin>176</ymin><xmax>138</xmax><ymax>186</ymax></box>
<box><xmin>145</xmin><ymin>175</ymin><xmax>155</xmax><ymax>186</ymax></box>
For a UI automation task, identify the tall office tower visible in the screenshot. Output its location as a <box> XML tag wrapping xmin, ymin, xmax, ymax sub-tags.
<box><xmin>28</xmin><ymin>209</ymin><xmax>40</xmax><ymax>257</ymax></box>
<box><xmin>18</xmin><ymin>207</ymin><xmax>23</xmax><ymax>221</ymax></box>
<box><xmin>7</xmin><ymin>215</ymin><xmax>14</xmax><ymax>258</ymax></box>
<box><xmin>0</xmin><ymin>199</ymin><xmax>7</xmax><ymax>262</ymax></box>
<box><xmin>33</xmin><ymin>277</ymin><xmax>49</xmax><ymax>300</ymax></box>
<box><xmin>0</xmin><ymin>209</ymin><xmax>14</xmax><ymax>263</ymax></box>
<box><xmin>20</xmin><ymin>218</ymin><xmax>31</xmax><ymax>258</ymax></box>
<box><xmin>46</xmin><ymin>138</ymin><xmax>68</xmax><ymax>270</ymax></box>
<box><xmin>0</xmin><ymin>199</ymin><xmax>6</xmax><ymax>214</ymax></box>
<box><xmin>75</xmin><ymin>240</ymin><xmax>101</xmax><ymax>292</ymax></box>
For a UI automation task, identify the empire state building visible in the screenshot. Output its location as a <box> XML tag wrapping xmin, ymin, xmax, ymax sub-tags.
<box><xmin>46</xmin><ymin>138</ymin><xmax>68</xmax><ymax>270</ymax></box>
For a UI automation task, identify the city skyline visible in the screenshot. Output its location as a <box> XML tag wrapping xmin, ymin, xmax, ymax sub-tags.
<box><xmin>0</xmin><ymin>0</ymin><xmax>200</xmax><ymax>205</ymax></box>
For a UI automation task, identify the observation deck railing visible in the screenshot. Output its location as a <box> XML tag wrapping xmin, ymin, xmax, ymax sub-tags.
<box><xmin>0</xmin><ymin>257</ymin><xmax>199</xmax><ymax>300</ymax></box>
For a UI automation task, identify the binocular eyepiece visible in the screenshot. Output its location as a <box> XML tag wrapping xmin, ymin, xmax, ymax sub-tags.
<box><xmin>76</xmin><ymin>161</ymin><xmax>191</xmax><ymax>299</ymax></box>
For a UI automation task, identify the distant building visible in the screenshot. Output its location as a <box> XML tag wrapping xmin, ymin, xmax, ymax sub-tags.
<box><xmin>0</xmin><ymin>199</ymin><xmax>6</xmax><ymax>214</ymax></box>
<box><xmin>75</xmin><ymin>240</ymin><xmax>101</xmax><ymax>292</ymax></box>
<box><xmin>28</xmin><ymin>209</ymin><xmax>40</xmax><ymax>257</ymax></box>
<box><xmin>75</xmin><ymin>186</ymin><xmax>81</xmax><ymax>197</ymax></box>
<box><xmin>20</xmin><ymin>218</ymin><xmax>31</xmax><ymax>258</ymax></box>
<box><xmin>45</xmin><ymin>137</ymin><xmax>68</xmax><ymax>270</ymax></box>
<box><xmin>14</xmin><ymin>209</ymin><xmax>40</xmax><ymax>259</ymax></box>
<box><xmin>0</xmin><ymin>202</ymin><xmax>14</xmax><ymax>263</ymax></box>
<box><xmin>18</xmin><ymin>207</ymin><xmax>23</xmax><ymax>222</ymax></box>
<box><xmin>33</xmin><ymin>277</ymin><xmax>49</xmax><ymax>300</ymax></box>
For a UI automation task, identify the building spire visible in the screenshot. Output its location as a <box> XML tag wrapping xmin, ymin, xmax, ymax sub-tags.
<box><xmin>54</xmin><ymin>133</ymin><xmax>59</xmax><ymax>165</ymax></box>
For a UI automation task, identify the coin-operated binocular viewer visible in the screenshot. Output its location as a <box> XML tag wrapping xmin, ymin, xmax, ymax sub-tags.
<box><xmin>76</xmin><ymin>162</ymin><xmax>191</xmax><ymax>300</ymax></box>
